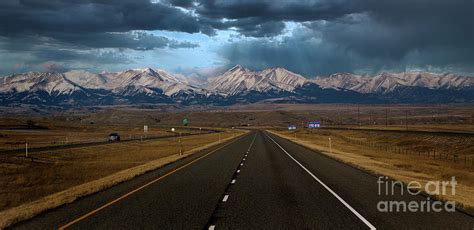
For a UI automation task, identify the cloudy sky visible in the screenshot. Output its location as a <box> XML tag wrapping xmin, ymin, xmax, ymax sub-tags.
<box><xmin>0</xmin><ymin>0</ymin><xmax>473</xmax><ymax>77</ymax></box>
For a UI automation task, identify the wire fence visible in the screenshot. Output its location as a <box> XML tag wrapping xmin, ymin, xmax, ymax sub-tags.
<box><xmin>336</xmin><ymin>134</ymin><xmax>474</xmax><ymax>167</ymax></box>
<box><xmin>282</xmin><ymin>128</ymin><xmax>474</xmax><ymax>168</ymax></box>
<box><xmin>1</xmin><ymin>134</ymin><xmax>164</xmax><ymax>150</ymax></box>
<box><xmin>0</xmin><ymin>130</ymin><xmax>218</xmax><ymax>156</ymax></box>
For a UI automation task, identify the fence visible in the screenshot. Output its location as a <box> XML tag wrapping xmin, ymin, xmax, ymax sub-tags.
<box><xmin>0</xmin><ymin>129</ymin><xmax>218</xmax><ymax>156</ymax></box>
<box><xmin>336</xmin><ymin>134</ymin><xmax>474</xmax><ymax>167</ymax></box>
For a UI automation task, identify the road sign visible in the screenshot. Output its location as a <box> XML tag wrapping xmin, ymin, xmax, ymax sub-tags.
<box><xmin>182</xmin><ymin>118</ymin><xmax>188</xmax><ymax>126</ymax></box>
<box><xmin>144</xmin><ymin>125</ymin><xmax>148</xmax><ymax>133</ymax></box>
<box><xmin>308</xmin><ymin>121</ymin><xmax>320</xmax><ymax>129</ymax></box>
<box><xmin>288</xmin><ymin>125</ymin><xmax>297</xmax><ymax>130</ymax></box>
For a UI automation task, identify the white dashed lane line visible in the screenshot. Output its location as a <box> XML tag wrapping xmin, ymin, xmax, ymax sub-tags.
<box><xmin>222</xmin><ymin>195</ymin><xmax>229</xmax><ymax>202</ymax></box>
<box><xmin>206</xmin><ymin>133</ymin><xmax>258</xmax><ymax>229</ymax></box>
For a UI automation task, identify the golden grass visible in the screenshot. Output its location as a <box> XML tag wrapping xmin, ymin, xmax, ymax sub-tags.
<box><xmin>0</xmin><ymin>129</ymin><xmax>246</xmax><ymax>219</ymax></box>
<box><xmin>6</xmin><ymin>104</ymin><xmax>470</xmax><ymax>130</ymax></box>
<box><xmin>0</xmin><ymin>125</ymin><xmax>197</xmax><ymax>151</ymax></box>
<box><xmin>268</xmin><ymin>129</ymin><xmax>474</xmax><ymax>209</ymax></box>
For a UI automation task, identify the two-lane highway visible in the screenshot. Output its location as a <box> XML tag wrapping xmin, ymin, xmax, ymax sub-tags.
<box><xmin>12</xmin><ymin>130</ymin><xmax>474</xmax><ymax>229</ymax></box>
<box><xmin>209</xmin><ymin>131</ymin><xmax>370</xmax><ymax>229</ymax></box>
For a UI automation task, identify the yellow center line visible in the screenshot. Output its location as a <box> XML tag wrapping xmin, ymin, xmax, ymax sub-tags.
<box><xmin>58</xmin><ymin>133</ymin><xmax>249</xmax><ymax>230</ymax></box>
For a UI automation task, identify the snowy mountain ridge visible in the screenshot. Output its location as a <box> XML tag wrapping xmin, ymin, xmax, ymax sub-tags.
<box><xmin>207</xmin><ymin>65</ymin><xmax>307</xmax><ymax>96</ymax></box>
<box><xmin>1</xmin><ymin>65</ymin><xmax>473</xmax><ymax>106</ymax></box>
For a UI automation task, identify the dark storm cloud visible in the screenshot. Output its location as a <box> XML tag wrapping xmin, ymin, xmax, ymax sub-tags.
<box><xmin>1</xmin><ymin>32</ymin><xmax>198</xmax><ymax>52</ymax></box>
<box><xmin>0</xmin><ymin>0</ymin><xmax>202</xmax><ymax>51</ymax></box>
<box><xmin>0</xmin><ymin>0</ymin><xmax>214</xmax><ymax>36</ymax></box>
<box><xmin>213</xmin><ymin>0</ymin><xmax>474</xmax><ymax>75</ymax></box>
<box><xmin>228</xmin><ymin>20</ymin><xmax>286</xmax><ymax>38</ymax></box>
<box><xmin>194</xmin><ymin>0</ymin><xmax>358</xmax><ymax>22</ymax></box>
<box><xmin>191</xmin><ymin>0</ymin><xmax>360</xmax><ymax>37</ymax></box>
<box><xmin>164</xmin><ymin>0</ymin><xmax>196</xmax><ymax>8</ymax></box>
<box><xmin>0</xmin><ymin>0</ymin><xmax>203</xmax><ymax>74</ymax></box>
<box><xmin>0</xmin><ymin>0</ymin><xmax>473</xmax><ymax>76</ymax></box>
<box><xmin>308</xmin><ymin>0</ymin><xmax>474</xmax><ymax>61</ymax></box>
<box><xmin>218</xmin><ymin>35</ymin><xmax>360</xmax><ymax>77</ymax></box>
<box><xmin>33</xmin><ymin>49</ymin><xmax>130</xmax><ymax>64</ymax></box>
<box><xmin>0</xmin><ymin>46</ymin><xmax>131</xmax><ymax>74</ymax></box>
<box><xmin>49</xmin><ymin>32</ymin><xmax>199</xmax><ymax>50</ymax></box>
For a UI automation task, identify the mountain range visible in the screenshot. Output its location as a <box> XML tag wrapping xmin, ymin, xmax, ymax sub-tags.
<box><xmin>1</xmin><ymin>65</ymin><xmax>473</xmax><ymax>107</ymax></box>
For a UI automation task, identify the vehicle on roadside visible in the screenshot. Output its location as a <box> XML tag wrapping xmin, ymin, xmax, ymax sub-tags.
<box><xmin>108</xmin><ymin>133</ymin><xmax>120</xmax><ymax>141</ymax></box>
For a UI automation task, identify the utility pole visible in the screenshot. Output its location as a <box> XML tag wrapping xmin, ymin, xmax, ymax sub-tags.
<box><xmin>405</xmin><ymin>110</ymin><xmax>408</xmax><ymax>131</ymax></box>
<box><xmin>179</xmin><ymin>132</ymin><xmax>183</xmax><ymax>155</ymax></box>
<box><xmin>357</xmin><ymin>105</ymin><xmax>361</xmax><ymax>127</ymax></box>
<box><xmin>385</xmin><ymin>108</ymin><xmax>388</xmax><ymax>126</ymax></box>
<box><xmin>369</xmin><ymin>111</ymin><xmax>373</xmax><ymax>126</ymax></box>
<box><xmin>328</xmin><ymin>137</ymin><xmax>332</xmax><ymax>153</ymax></box>
<box><xmin>25</xmin><ymin>143</ymin><xmax>28</xmax><ymax>158</ymax></box>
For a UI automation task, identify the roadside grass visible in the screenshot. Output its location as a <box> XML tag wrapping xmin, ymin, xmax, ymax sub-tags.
<box><xmin>329</xmin><ymin>124</ymin><xmax>474</xmax><ymax>133</ymax></box>
<box><xmin>0</xmin><ymin>128</ymin><xmax>245</xmax><ymax>213</ymax></box>
<box><xmin>0</xmin><ymin>125</ymin><xmax>196</xmax><ymax>151</ymax></box>
<box><xmin>267</xmin><ymin>128</ymin><xmax>474</xmax><ymax>209</ymax></box>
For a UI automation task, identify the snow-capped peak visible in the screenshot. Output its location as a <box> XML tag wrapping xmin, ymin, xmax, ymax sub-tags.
<box><xmin>1</xmin><ymin>66</ymin><xmax>473</xmax><ymax>106</ymax></box>
<box><xmin>208</xmin><ymin>66</ymin><xmax>307</xmax><ymax>95</ymax></box>
<box><xmin>0</xmin><ymin>72</ymin><xmax>82</xmax><ymax>95</ymax></box>
<box><xmin>0</xmin><ymin>68</ymin><xmax>202</xmax><ymax>97</ymax></box>
<box><xmin>313</xmin><ymin>72</ymin><xmax>474</xmax><ymax>94</ymax></box>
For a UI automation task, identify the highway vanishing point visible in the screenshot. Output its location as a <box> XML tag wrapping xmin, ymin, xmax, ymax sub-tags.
<box><xmin>12</xmin><ymin>130</ymin><xmax>474</xmax><ymax>229</ymax></box>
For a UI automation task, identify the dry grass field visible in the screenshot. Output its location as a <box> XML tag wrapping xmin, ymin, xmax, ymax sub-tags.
<box><xmin>0</xmin><ymin>129</ymin><xmax>243</xmax><ymax>212</ymax></box>
<box><xmin>5</xmin><ymin>104</ymin><xmax>471</xmax><ymax>129</ymax></box>
<box><xmin>268</xmin><ymin>128</ymin><xmax>474</xmax><ymax>208</ymax></box>
<box><xmin>0</xmin><ymin>103</ymin><xmax>472</xmax><ymax>214</ymax></box>
<box><xmin>0</xmin><ymin>117</ymin><xmax>202</xmax><ymax>151</ymax></box>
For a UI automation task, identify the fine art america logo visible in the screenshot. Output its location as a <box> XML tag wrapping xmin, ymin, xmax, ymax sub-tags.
<box><xmin>377</xmin><ymin>176</ymin><xmax>457</xmax><ymax>213</ymax></box>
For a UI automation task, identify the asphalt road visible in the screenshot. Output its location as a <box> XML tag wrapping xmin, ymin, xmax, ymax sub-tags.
<box><xmin>0</xmin><ymin>127</ymin><xmax>218</xmax><ymax>156</ymax></box>
<box><xmin>12</xmin><ymin>130</ymin><xmax>474</xmax><ymax>229</ymax></box>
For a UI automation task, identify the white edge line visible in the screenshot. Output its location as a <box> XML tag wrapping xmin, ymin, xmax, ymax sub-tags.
<box><xmin>266</xmin><ymin>133</ymin><xmax>376</xmax><ymax>230</ymax></box>
<box><xmin>231</xmin><ymin>179</ymin><xmax>236</xmax><ymax>184</ymax></box>
<box><xmin>208</xmin><ymin>225</ymin><xmax>215</xmax><ymax>230</ymax></box>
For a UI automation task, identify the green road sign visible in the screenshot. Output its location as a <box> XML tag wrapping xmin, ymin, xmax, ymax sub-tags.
<box><xmin>182</xmin><ymin>118</ymin><xmax>188</xmax><ymax>126</ymax></box>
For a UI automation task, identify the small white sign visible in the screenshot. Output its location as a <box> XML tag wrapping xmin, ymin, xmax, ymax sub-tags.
<box><xmin>144</xmin><ymin>125</ymin><xmax>148</xmax><ymax>133</ymax></box>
